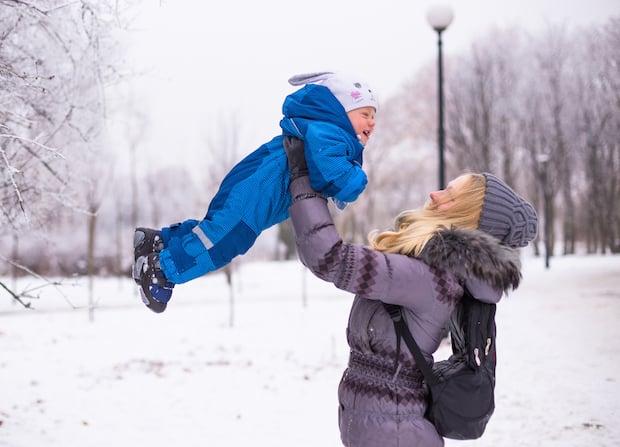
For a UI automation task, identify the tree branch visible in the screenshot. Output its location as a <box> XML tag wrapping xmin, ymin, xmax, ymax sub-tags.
<box><xmin>0</xmin><ymin>280</ymin><xmax>32</xmax><ymax>308</ymax></box>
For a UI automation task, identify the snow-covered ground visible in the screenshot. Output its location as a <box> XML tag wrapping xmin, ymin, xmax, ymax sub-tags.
<box><xmin>1</xmin><ymin>254</ymin><xmax>619</xmax><ymax>447</ymax></box>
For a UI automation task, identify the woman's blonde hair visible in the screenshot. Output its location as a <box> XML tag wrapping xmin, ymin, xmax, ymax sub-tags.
<box><xmin>369</xmin><ymin>173</ymin><xmax>487</xmax><ymax>256</ymax></box>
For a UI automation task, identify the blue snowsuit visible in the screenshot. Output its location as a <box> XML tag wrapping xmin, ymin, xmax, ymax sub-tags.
<box><xmin>158</xmin><ymin>84</ymin><xmax>368</xmax><ymax>284</ymax></box>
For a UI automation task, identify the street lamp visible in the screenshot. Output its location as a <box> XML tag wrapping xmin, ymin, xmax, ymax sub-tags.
<box><xmin>427</xmin><ymin>4</ymin><xmax>454</xmax><ymax>190</ymax></box>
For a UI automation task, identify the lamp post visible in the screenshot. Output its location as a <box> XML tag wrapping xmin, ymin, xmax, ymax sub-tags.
<box><xmin>427</xmin><ymin>4</ymin><xmax>454</xmax><ymax>190</ymax></box>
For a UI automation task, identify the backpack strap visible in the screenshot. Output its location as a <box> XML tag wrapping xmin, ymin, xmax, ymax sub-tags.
<box><xmin>383</xmin><ymin>303</ymin><xmax>439</xmax><ymax>385</ymax></box>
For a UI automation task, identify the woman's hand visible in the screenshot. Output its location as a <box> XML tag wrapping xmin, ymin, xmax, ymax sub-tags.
<box><xmin>283</xmin><ymin>136</ymin><xmax>309</xmax><ymax>181</ymax></box>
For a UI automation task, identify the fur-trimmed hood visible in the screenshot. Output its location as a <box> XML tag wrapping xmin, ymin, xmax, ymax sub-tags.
<box><xmin>417</xmin><ymin>227</ymin><xmax>522</xmax><ymax>292</ymax></box>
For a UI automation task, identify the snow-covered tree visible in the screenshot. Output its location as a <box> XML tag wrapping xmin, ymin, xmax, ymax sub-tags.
<box><xmin>0</xmin><ymin>0</ymin><xmax>132</xmax><ymax>304</ymax></box>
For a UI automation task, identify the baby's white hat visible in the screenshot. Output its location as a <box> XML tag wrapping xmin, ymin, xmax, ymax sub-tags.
<box><xmin>288</xmin><ymin>71</ymin><xmax>378</xmax><ymax>112</ymax></box>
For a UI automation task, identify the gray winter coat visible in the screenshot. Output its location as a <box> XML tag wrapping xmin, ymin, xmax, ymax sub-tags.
<box><xmin>288</xmin><ymin>177</ymin><xmax>522</xmax><ymax>447</ymax></box>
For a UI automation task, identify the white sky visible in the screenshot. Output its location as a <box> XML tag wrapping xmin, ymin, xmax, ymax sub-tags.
<box><xmin>119</xmin><ymin>0</ymin><xmax>619</xmax><ymax>175</ymax></box>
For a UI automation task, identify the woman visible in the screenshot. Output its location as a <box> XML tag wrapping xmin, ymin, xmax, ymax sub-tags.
<box><xmin>283</xmin><ymin>137</ymin><xmax>537</xmax><ymax>447</ymax></box>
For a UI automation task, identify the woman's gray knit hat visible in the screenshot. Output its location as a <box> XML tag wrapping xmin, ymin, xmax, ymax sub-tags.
<box><xmin>478</xmin><ymin>173</ymin><xmax>538</xmax><ymax>248</ymax></box>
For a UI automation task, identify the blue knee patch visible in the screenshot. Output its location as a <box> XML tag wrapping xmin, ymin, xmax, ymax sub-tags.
<box><xmin>208</xmin><ymin>221</ymin><xmax>257</xmax><ymax>269</ymax></box>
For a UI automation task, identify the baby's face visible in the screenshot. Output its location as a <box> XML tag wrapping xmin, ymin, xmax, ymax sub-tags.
<box><xmin>347</xmin><ymin>106</ymin><xmax>376</xmax><ymax>146</ymax></box>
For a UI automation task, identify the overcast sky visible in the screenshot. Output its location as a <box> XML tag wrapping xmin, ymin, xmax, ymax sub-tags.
<box><xmin>118</xmin><ymin>0</ymin><xmax>619</xmax><ymax>176</ymax></box>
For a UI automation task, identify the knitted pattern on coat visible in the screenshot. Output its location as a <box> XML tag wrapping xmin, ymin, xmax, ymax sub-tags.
<box><xmin>339</xmin><ymin>229</ymin><xmax>521</xmax><ymax>437</ymax></box>
<box><xmin>344</xmin><ymin>230</ymin><xmax>519</xmax><ymax>447</ymax></box>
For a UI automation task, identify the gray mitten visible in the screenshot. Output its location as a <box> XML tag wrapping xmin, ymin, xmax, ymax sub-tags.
<box><xmin>283</xmin><ymin>136</ymin><xmax>309</xmax><ymax>181</ymax></box>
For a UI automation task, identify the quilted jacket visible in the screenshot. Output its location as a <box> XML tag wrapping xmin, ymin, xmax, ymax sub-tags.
<box><xmin>158</xmin><ymin>84</ymin><xmax>366</xmax><ymax>284</ymax></box>
<box><xmin>288</xmin><ymin>176</ymin><xmax>522</xmax><ymax>447</ymax></box>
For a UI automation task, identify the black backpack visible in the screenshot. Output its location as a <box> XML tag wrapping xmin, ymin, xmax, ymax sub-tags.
<box><xmin>383</xmin><ymin>287</ymin><xmax>497</xmax><ymax>440</ymax></box>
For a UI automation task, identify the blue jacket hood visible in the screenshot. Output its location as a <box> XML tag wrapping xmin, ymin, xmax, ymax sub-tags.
<box><xmin>279</xmin><ymin>84</ymin><xmax>356</xmax><ymax>139</ymax></box>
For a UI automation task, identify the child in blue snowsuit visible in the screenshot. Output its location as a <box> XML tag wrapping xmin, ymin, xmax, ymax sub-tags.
<box><xmin>133</xmin><ymin>71</ymin><xmax>378</xmax><ymax>312</ymax></box>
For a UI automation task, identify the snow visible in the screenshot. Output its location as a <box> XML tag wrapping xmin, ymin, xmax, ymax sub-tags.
<box><xmin>1</xmin><ymin>254</ymin><xmax>619</xmax><ymax>447</ymax></box>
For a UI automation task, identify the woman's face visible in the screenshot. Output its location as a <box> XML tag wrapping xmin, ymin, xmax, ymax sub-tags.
<box><xmin>429</xmin><ymin>175</ymin><xmax>469</xmax><ymax>211</ymax></box>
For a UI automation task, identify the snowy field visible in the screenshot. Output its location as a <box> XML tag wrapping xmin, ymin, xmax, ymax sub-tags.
<box><xmin>1</xmin><ymin>253</ymin><xmax>619</xmax><ymax>447</ymax></box>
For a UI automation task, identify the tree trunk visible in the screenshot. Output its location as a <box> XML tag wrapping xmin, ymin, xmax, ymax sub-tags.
<box><xmin>87</xmin><ymin>211</ymin><xmax>97</xmax><ymax>322</ymax></box>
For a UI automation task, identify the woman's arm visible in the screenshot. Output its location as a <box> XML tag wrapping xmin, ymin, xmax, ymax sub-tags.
<box><xmin>288</xmin><ymin>176</ymin><xmax>462</xmax><ymax>311</ymax></box>
<box><xmin>465</xmin><ymin>278</ymin><xmax>503</xmax><ymax>304</ymax></box>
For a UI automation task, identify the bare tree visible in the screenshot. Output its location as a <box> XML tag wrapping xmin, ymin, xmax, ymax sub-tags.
<box><xmin>573</xmin><ymin>18</ymin><xmax>620</xmax><ymax>253</ymax></box>
<box><xmin>444</xmin><ymin>27</ymin><xmax>528</xmax><ymax>183</ymax></box>
<box><xmin>445</xmin><ymin>49</ymin><xmax>494</xmax><ymax>172</ymax></box>
<box><xmin>0</xmin><ymin>0</ymin><xmax>131</xmax><ymax>305</ymax></box>
<box><xmin>202</xmin><ymin>111</ymin><xmax>243</xmax><ymax>326</ymax></box>
<box><xmin>533</xmin><ymin>25</ymin><xmax>577</xmax><ymax>255</ymax></box>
